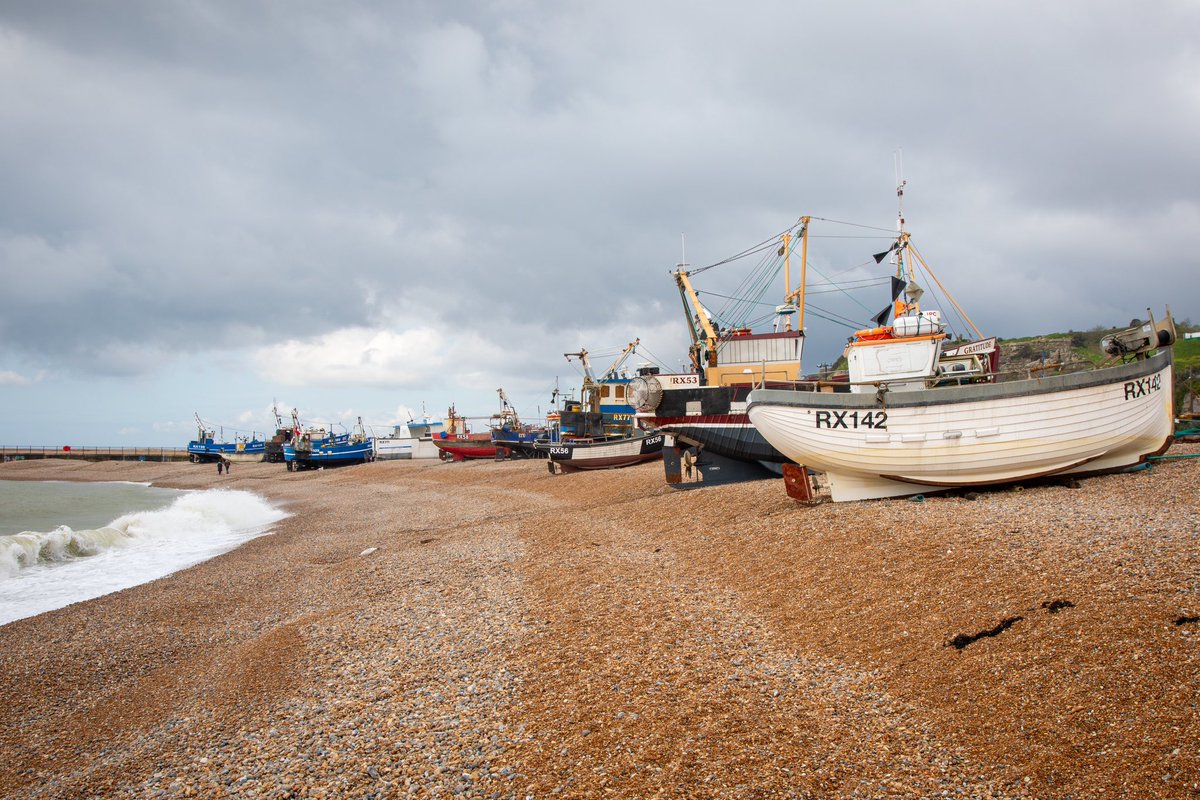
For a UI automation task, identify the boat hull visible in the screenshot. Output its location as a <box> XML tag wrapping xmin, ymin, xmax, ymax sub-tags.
<box><xmin>661</xmin><ymin>433</ymin><xmax>781</xmax><ymax>488</ymax></box>
<box><xmin>375</xmin><ymin>438</ymin><xmax>442</xmax><ymax>460</ymax></box>
<box><xmin>223</xmin><ymin>450</ymin><xmax>266</xmax><ymax>464</ymax></box>
<box><xmin>374</xmin><ymin>438</ymin><xmax>414</xmax><ymax>460</ymax></box>
<box><xmin>636</xmin><ymin>379</ymin><xmax>791</xmax><ymax>463</ymax></box>
<box><xmin>491</xmin><ymin>430</ymin><xmax>547</xmax><ymax>459</ymax></box>
<box><xmin>642</xmin><ymin>411</ymin><xmax>783</xmax><ymax>463</ymax></box>
<box><xmin>541</xmin><ymin>432</ymin><xmax>665</xmax><ymax>472</ymax></box>
<box><xmin>187</xmin><ymin>440</ymin><xmax>267</xmax><ymax>463</ymax></box>
<box><xmin>284</xmin><ymin>439</ymin><xmax>375</xmax><ymax>470</ymax></box>
<box><xmin>746</xmin><ymin>349</ymin><xmax>1174</xmax><ymax>501</ymax></box>
<box><xmin>635</xmin><ymin>378</ymin><xmax>795</xmax><ymax>486</ymax></box>
<box><xmin>432</xmin><ymin>435</ymin><xmax>498</xmax><ymax>461</ymax></box>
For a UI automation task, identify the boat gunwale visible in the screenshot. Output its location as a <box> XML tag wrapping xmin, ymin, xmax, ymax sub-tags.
<box><xmin>747</xmin><ymin>349</ymin><xmax>1172</xmax><ymax>411</ymax></box>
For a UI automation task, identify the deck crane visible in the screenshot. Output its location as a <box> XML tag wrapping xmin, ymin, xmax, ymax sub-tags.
<box><xmin>600</xmin><ymin>338</ymin><xmax>641</xmax><ymax>380</ymax></box>
<box><xmin>672</xmin><ymin>269</ymin><xmax>720</xmax><ymax>372</ymax></box>
<box><xmin>563</xmin><ymin>348</ymin><xmax>597</xmax><ymax>413</ymax></box>
<box><xmin>495</xmin><ymin>387</ymin><xmax>521</xmax><ymax>427</ymax></box>
<box><xmin>565</xmin><ymin>339</ymin><xmax>639</xmax><ymax>414</ymax></box>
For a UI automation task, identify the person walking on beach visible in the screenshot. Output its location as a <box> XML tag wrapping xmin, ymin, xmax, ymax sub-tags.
<box><xmin>217</xmin><ymin>460</ymin><xmax>224</xmax><ymax>475</ymax></box>
<box><xmin>224</xmin><ymin>459</ymin><xmax>231</xmax><ymax>474</ymax></box>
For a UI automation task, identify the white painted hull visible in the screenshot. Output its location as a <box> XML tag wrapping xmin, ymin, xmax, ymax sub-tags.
<box><xmin>223</xmin><ymin>451</ymin><xmax>265</xmax><ymax>464</ymax></box>
<box><xmin>746</xmin><ymin>350</ymin><xmax>1174</xmax><ymax>501</ymax></box>
<box><xmin>374</xmin><ymin>441</ymin><xmax>412</xmax><ymax>459</ymax></box>
<box><xmin>375</xmin><ymin>438</ymin><xmax>442</xmax><ymax>460</ymax></box>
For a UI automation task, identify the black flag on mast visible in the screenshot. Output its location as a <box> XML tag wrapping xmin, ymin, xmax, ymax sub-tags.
<box><xmin>869</xmin><ymin>276</ymin><xmax>908</xmax><ymax>327</ymax></box>
<box><xmin>873</xmin><ymin>241</ymin><xmax>899</xmax><ymax>263</ymax></box>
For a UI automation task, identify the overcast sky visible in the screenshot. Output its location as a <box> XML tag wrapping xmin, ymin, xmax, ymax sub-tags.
<box><xmin>2</xmin><ymin>0</ymin><xmax>1198</xmax><ymax>446</ymax></box>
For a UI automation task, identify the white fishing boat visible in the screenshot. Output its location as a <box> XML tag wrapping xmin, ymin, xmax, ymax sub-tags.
<box><xmin>745</xmin><ymin>183</ymin><xmax>1177</xmax><ymax>502</ymax></box>
<box><xmin>374</xmin><ymin>411</ymin><xmax>445</xmax><ymax>460</ymax></box>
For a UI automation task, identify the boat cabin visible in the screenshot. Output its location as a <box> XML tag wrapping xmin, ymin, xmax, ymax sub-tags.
<box><xmin>846</xmin><ymin>310</ymin><xmax>997</xmax><ymax>392</ymax></box>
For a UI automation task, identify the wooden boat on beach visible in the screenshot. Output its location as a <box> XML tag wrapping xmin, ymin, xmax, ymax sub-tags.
<box><xmin>264</xmin><ymin>403</ymin><xmax>295</xmax><ymax>463</ymax></box>
<box><xmin>539</xmin><ymin>339</ymin><xmax>665</xmax><ymax>472</ymax></box>
<box><xmin>745</xmin><ymin>193</ymin><xmax>1177</xmax><ymax>501</ymax></box>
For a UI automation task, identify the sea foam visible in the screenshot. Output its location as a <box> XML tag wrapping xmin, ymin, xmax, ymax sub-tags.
<box><xmin>0</xmin><ymin>489</ymin><xmax>287</xmax><ymax>625</ymax></box>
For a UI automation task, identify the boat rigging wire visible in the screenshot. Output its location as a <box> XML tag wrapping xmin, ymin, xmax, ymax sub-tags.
<box><xmin>697</xmin><ymin>275</ymin><xmax>891</xmax><ymax>307</ymax></box>
<box><xmin>805</xmin><ymin>303</ymin><xmax>870</xmax><ymax>330</ymax></box>
<box><xmin>688</xmin><ymin>218</ymin><xmax>810</xmax><ymax>276</ymax></box>
<box><xmin>803</xmin><ymin>259</ymin><xmax>876</xmax><ymax>317</ymax></box>
<box><xmin>632</xmin><ymin>344</ymin><xmax>672</xmax><ymax>373</ymax></box>
<box><xmin>808</xmin><ymin>216</ymin><xmax>896</xmax><ymax>234</ymax></box>
<box><xmin>907</xmin><ymin>241</ymin><xmax>983</xmax><ymax>339</ymax></box>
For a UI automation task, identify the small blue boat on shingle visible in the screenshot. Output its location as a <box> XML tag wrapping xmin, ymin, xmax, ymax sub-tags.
<box><xmin>188</xmin><ymin>414</ymin><xmax>266</xmax><ymax>463</ymax></box>
<box><xmin>283</xmin><ymin>412</ymin><xmax>375</xmax><ymax>471</ymax></box>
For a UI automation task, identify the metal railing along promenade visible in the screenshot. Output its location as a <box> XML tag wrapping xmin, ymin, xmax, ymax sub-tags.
<box><xmin>1</xmin><ymin>445</ymin><xmax>191</xmax><ymax>463</ymax></box>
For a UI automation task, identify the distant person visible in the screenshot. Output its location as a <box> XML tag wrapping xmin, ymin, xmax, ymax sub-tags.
<box><xmin>217</xmin><ymin>460</ymin><xmax>224</xmax><ymax>475</ymax></box>
<box><xmin>224</xmin><ymin>459</ymin><xmax>231</xmax><ymax>474</ymax></box>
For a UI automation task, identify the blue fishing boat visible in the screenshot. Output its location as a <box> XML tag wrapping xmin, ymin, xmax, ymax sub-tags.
<box><xmin>283</xmin><ymin>412</ymin><xmax>375</xmax><ymax>471</ymax></box>
<box><xmin>490</xmin><ymin>388</ymin><xmax>547</xmax><ymax>459</ymax></box>
<box><xmin>187</xmin><ymin>414</ymin><xmax>267</xmax><ymax>463</ymax></box>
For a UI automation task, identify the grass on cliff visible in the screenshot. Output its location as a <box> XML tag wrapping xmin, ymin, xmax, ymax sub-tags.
<box><xmin>999</xmin><ymin>321</ymin><xmax>1200</xmax><ymax>410</ymax></box>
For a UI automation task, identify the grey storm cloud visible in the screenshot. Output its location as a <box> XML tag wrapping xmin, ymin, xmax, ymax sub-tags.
<box><xmin>1</xmin><ymin>0</ymin><xmax>1198</xmax><ymax>381</ymax></box>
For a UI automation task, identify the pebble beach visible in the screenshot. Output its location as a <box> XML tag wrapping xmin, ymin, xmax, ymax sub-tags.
<box><xmin>1</xmin><ymin>447</ymin><xmax>1199</xmax><ymax>799</ymax></box>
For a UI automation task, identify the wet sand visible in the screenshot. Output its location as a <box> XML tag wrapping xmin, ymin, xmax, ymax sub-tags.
<box><xmin>1</xmin><ymin>448</ymin><xmax>1199</xmax><ymax>798</ymax></box>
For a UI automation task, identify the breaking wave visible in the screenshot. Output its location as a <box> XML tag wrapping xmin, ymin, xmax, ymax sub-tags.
<box><xmin>0</xmin><ymin>489</ymin><xmax>288</xmax><ymax>625</ymax></box>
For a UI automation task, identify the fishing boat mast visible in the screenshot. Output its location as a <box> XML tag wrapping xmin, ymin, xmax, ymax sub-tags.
<box><xmin>891</xmin><ymin>157</ymin><xmax>920</xmax><ymax>320</ymax></box>
<box><xmin>674</xmin><ymin>219</ymin><xmax>810</xmax><ymax>372</ymax></box>
<box><xmin>779</xmin><ymin>217</ymin><xmax>810</xmax><ymax>333</ymax></box>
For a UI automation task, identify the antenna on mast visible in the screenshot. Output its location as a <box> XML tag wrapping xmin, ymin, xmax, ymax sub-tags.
<box><xmin>894</xmin><ymin>147</ymin><xmax>906</xmax><ymax>233</ymax></box>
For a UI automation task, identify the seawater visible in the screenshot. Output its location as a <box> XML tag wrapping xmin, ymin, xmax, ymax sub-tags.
<box><xmin>0</xmin><ymin>480</ymin><xmax>288</xmax><ymax>626</ymax></box>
